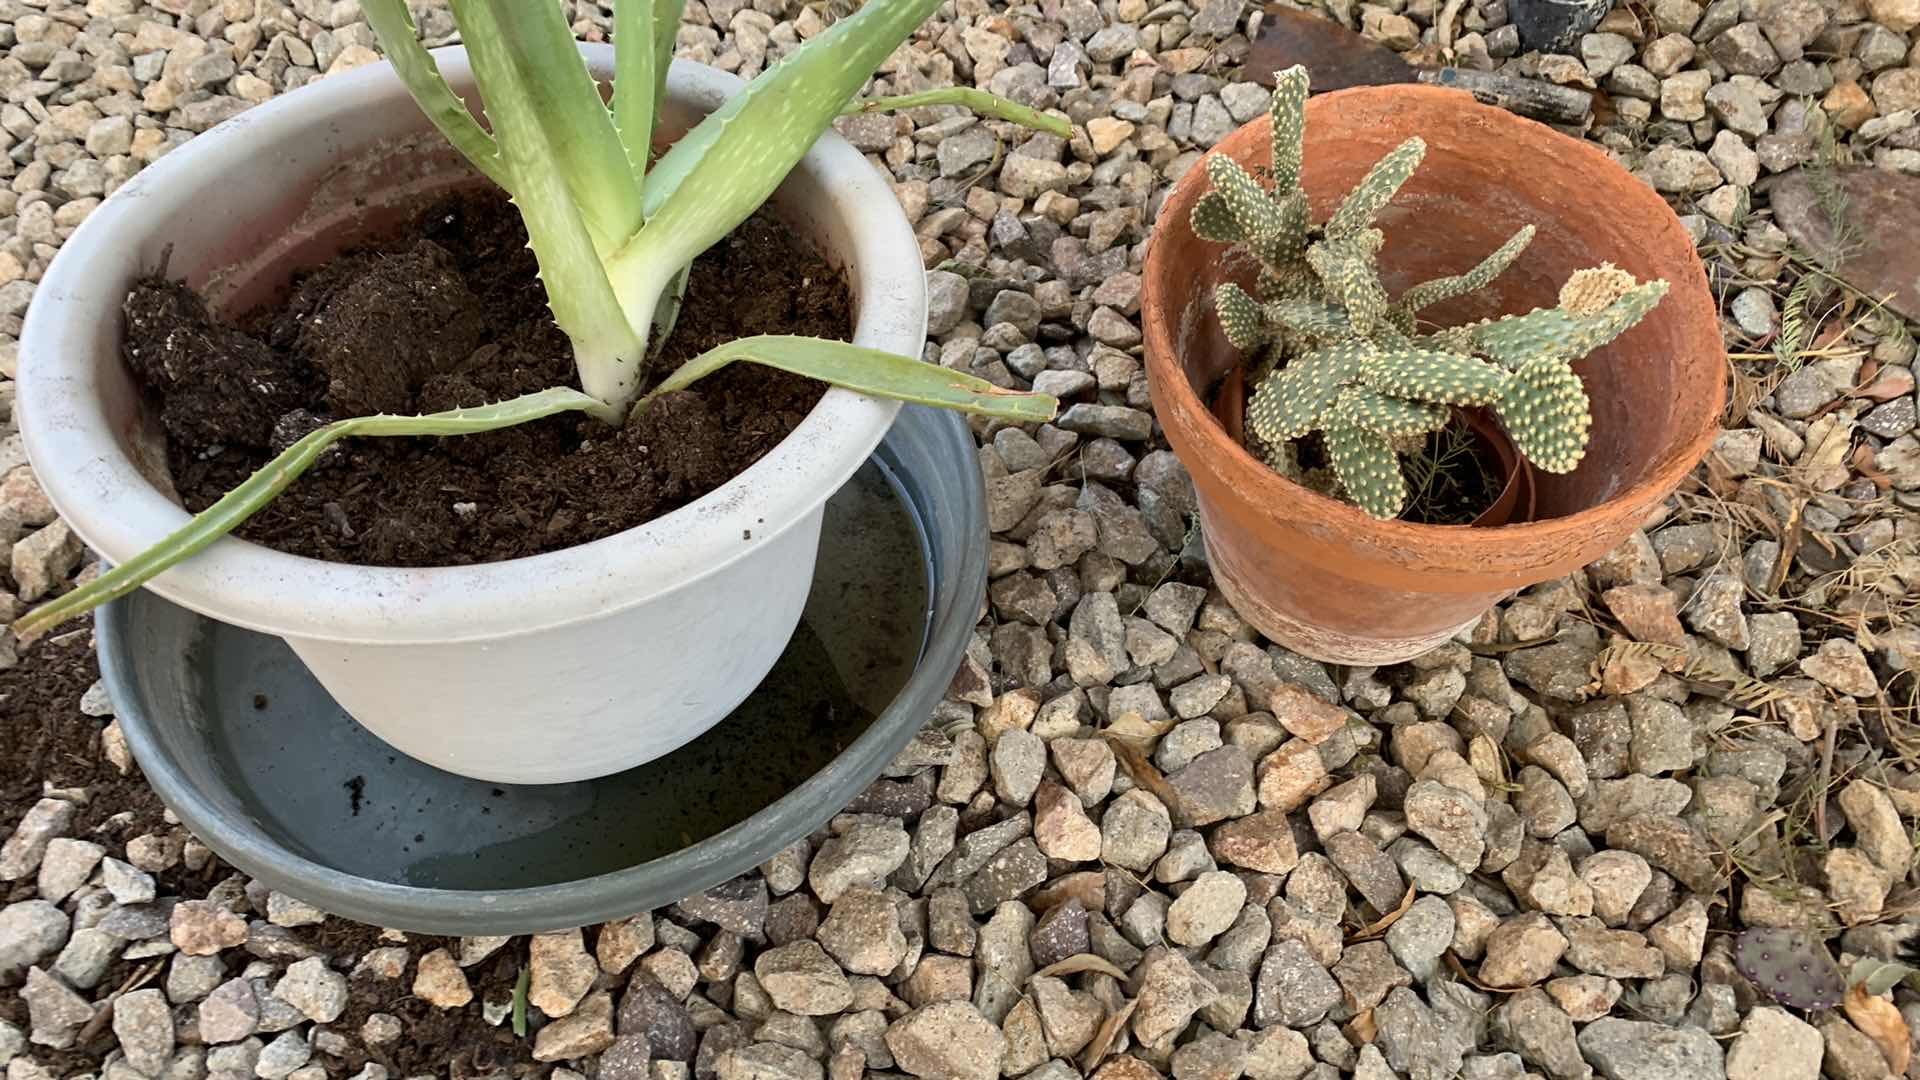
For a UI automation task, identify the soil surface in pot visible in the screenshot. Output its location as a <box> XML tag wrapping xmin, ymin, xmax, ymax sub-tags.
<box><xmin>125</xmin><ymin>191</ymin><xmax>849</xmax><ymax>566</ymax></box>
<box><xmin>1391</xmin><ymin>419</ymin><xmax>1507</xmax><ymax>525</ymax></box>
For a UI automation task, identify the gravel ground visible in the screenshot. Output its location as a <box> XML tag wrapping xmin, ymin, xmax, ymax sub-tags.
<box><xmin>3</xmin><ymin>0</ymin><xmax>1920</xmax><ymax>1079</ymax></box>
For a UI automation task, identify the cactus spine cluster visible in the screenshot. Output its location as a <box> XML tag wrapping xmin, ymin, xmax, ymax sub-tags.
<box><xmin>1733</xmin><ymin>927</ymin><xmax>1848</xmax><ymax>1010</ymax></box>
<box><xmin>1192</xmin><ymin>65</ymin><xmax>1670</xmax><ymax>520</ymax></box>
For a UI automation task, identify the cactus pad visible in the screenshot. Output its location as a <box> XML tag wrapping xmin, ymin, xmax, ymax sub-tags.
<box><xmin>1733</xmin><ymin>928</ymin><xmax>1847</xmax><ymax>1010</ymax></box>
<box><xmin>1187</xmin><ymin>63</ymin><xmax>1667</xmax><ymax>520</ymax></box>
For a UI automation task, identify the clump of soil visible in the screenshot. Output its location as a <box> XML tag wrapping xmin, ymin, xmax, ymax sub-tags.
<box><xmin>127</xmin><ymin>190</ymin><xmax>852</xmax><ymax>566</ymax></box>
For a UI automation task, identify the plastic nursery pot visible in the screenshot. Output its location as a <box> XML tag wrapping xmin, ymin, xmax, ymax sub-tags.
<box><xmin>16</xmin><ymin>47</ymin><xmax>928</xmax><ymax>784</ymax></box>
<box><xmin>1142</xmin><ymin>84</ymin><xmax>1725</xmax><ymax>665</ymax></box>
<box><xmin>96</xmin><ymin>406</ymin><xmax>987</xmax><ymax>935</ymax></box>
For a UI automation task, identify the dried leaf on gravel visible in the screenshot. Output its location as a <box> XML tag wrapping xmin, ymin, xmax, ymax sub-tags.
<box><xmin>1844</xmin><ymin>983</ymin><xmax>1911</xmax><ymax>1075</ymax></box>
<box><xmin>1104</xmin><ymin>733</ymin><xmax>1184</xmax><ymax>817</ymax></box>
<box><xmin>1036</xmin><ymin>955</ymin><xmax>1130</xmax><ymax>980</ymax></box>
<box><xmin>1445</xmin><ymin>951</ymin><xmax>1522</xmax><ymax>993</ymax></box>
<box><xmin>1103</xmin><ymin>712</ymin><xmax>1175</xmax><ymax>749</ymax></box>
<box><xmin>1080</xmin><ymin>998</ymin><xmax>1138</xmax><ymax>1072</ymax></box>
<box><xmin>1349</xmin><ymin>883</ymin><xmax>1416</xmax><ymax>940</ymax></box>
<box><xmin>1346</xmin><ymin>1008</ymin><xmax>1377</xmax><ymax>1045</ymax></box>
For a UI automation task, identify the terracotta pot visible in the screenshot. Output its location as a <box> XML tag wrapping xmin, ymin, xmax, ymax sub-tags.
<box><xmin>1212</xmin><ymin>368</ymin><xmax>1532</xmax><ymax>528</ymax></box>
<box><xmin>1143</xmin><ymin>85</ymin><xmax>1724</xmax><ymax>664</ymax></box>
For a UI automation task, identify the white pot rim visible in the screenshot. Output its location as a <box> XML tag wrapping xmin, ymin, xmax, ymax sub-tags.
<box><xmin>16</xmin><ymin>49</ymin><xmax>922</xmax><ymax>646</ymax></box>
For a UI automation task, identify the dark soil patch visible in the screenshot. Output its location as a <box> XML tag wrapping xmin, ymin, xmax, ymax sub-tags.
<box><xmin>128</xmin><ymin>190</ymin><xmax>850</xmax><ymax>566</ymax></box>
<box><xmin>325</xmin><ymin>941</ymin><xmax>532</xmax><ymax>1079</ymax></box>
<box><xmin>1396</xmin><ymin>416</ymin><xmax>1507</xmax><ymax>525</ymax></box>
<box><xmin>0</xmin><ymin>623</ymin><xmax>198</xmax><ymax>896</ymax></box>
<box><xmin>0</xmin><ymin>622</ymin><xmax>217</xmax><ymax>1063</ymax></box>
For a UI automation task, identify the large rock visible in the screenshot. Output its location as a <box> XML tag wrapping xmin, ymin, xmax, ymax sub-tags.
<box><xmin>885</xmin><ymin>1002</ymin><xmax>1006</xmax><ymax>1080</ymax></box>
<box><xmin>0</xmin><ymin>900</ymin><xmax>70</xmax><ymax>982</ymax></box>
<box><xmin>816</xmin><ymin>888</ymin><xmax>908</xmax><ymax>976</ymax></box>
<box><xmin>1254</xmin><ymin>940</ymin><xmax>1341</xmax><ymax>1028</ymax></box>
<box><xmin>112</xmin><ymin>988</ymin><xmax>175</xmax><ymax>1075</ymax></box>
<box><xmin>754</xmin><ymin>942</ymin><xmax>851</xmax><ymax>1016</ymax></box>
<box><xmin>0</xmin><ymin>798</ymin><xmax>77</xmax><ymax>882</ymax></box>
<box><xmin>1130</xmin><ymin>945</ymin><xmax>1220</xmax><ymax>1047</ymax></box>
<box><xmin>1478</xmin><ymin>914</ymin><xmax>1567</xmax><ymax>988</ymax></box>
<box><xmin>1726</xmin><ymin>1006</ymin><xmax>1821</xmax><ymax>1080</ymax></box>
<box><xmin>1577</xmin><ymin>1018</ymin><xmax>1726</xmax><ymax>1080</ymax></box>
<box><xmin>273</xmin><ymin>957</ymin><xmax>348</xmax><ymax>1023</ymax></box>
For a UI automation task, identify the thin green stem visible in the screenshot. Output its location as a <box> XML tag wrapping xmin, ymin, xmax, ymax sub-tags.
<box><xmin>841</xmin><ymin>88</ymin><xmax>1070</xmax><ymax>138</ymax></box>
<box><xmin>511</xmin><ymin>967</ymin><xmax>530</xmax><ymax>1038</ymax></box>
<box><xmin>14</xmin><ymin>389</ymin><xmax>601</xmax><ymax>639</ymax></box>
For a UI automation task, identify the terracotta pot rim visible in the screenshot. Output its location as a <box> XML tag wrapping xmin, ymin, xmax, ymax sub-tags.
<box><xmin>1143</xmin><ymin>83</ymin><xmax>1725</xmax><ymax>577</ymax></box>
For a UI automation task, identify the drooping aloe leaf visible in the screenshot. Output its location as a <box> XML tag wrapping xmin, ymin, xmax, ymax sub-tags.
<box><xmin>840</xmin><ymin>88</ymin><xmax>1070</xmax><ymax>137</ymax></box>
<box><xmin>453</xmin><ymin>0</ymin><xmax>647</xmax><ymax>410</ymax></box>
<box><xmin>361</xmin><ymin>0</ymin><xmax>511</xmax><ymax>190</ymax></box>
<box><xmin>13</xmin><ymin>389</ymin><xmax>603</xmax><ymax>640</ymax></box>
<box><xmin>638</xmin><ymin>335</ymin><xmax>1059</xmax><ymax>422</ymax></box>
<box><xmin>475</xmin><ymin>0</ymin><xmax>642</xmax><ymax>253</ymax></box>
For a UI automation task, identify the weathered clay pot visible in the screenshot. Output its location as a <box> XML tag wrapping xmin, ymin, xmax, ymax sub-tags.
<box><xmin>1143</xmin><ymin>85</ymin><xmax>1725</xmax><ymax>664</ymax></box>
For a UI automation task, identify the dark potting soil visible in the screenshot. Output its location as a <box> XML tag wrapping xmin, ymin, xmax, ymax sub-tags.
<box><xmin>1253</xmin><ymin>417</ymin><xmax>1503</xmax><ymax>525</ymax></box>
<box><xmin>125</xmin><ymin>190</ymin><xmax>850</xmax><ymax>566</ymax></box>
<box><xmin>0</xmin><ymin>622</ymin><xmax>193</xmax><ymax>892</ymax></box>
<box><xmin>1396</xmin><ymin>417</ymin><xmax>1506</xmax><ymax>525</ymax></box>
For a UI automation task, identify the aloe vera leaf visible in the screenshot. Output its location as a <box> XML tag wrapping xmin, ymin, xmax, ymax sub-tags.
<box><xmin>13</xmin><ymin>388</ymin><xmax>601</xmax><ymax>639</ymax></box>
<box><xmin>453</xmin><ymin>0</ymin><xmax>648</xmax><ymax>410</ymax></box>
<box><xmin>638</xmin><ymin>334</ymin><xmax>1059</xmax><ymax>422</ymax></box>
<box><xmin>613</xmin><ymin>0</ymin><xmax>658</xmax><ymax>182</ymax></box>
<box><xmin>840</xmin><ymin>88</ymin><xmax>1070</xmax><ymax>137</ymax></box>
<box><xmin>621</xmin><ymin>0</ymin><xmax>942</xmax><ymax>268</ymax></box>
<box><xmin>469</xmin><ymin>0</ymin><xmax>642</xmax><ymax>252</ymax></box>
<box><xmin>361</xmin><ymin>0</ymin><xmax>511</xmax><ymax>190</ymax></box>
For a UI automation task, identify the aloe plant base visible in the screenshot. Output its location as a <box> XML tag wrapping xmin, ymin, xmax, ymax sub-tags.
<box><xmin>16</xmin><ymin>48</ymin><xmax>929</xmax><ymax>783</ymax></box>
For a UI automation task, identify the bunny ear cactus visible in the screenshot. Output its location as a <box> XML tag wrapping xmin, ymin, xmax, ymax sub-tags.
<box><xmin>1191</xmin><ymin>64</ymin><xmax>1669</xmax><ymax>520</ymax></box>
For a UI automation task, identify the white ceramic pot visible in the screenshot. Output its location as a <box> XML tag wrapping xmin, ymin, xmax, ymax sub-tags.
<box><xmin>16</xmin><ymin>47</ymin><xmax>926</xmax><ymax>784</ymax></box>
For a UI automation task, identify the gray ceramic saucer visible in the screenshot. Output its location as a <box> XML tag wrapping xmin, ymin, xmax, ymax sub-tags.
<box><xmin>97</xmin><ymin>405</ymin><xmax>984</xmax><ymax>934</ymax></box>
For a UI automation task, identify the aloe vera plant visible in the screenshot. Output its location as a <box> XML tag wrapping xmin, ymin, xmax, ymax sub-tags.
<box><xmin>19</xmin><ymin>0</ymin><xmax>1066</xmax><ymax>636</ymax></box>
